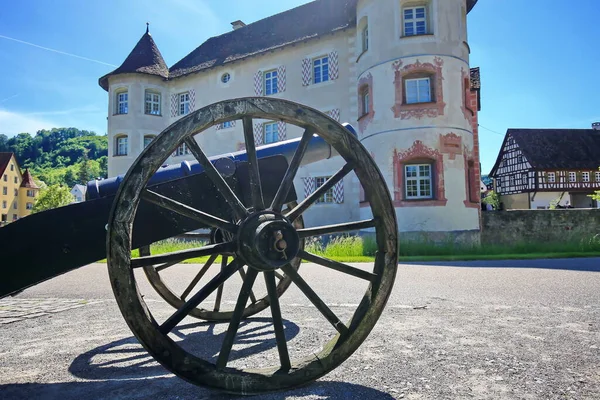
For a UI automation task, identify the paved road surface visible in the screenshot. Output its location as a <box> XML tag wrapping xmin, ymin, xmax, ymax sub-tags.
<box><xmin>1</xmin><ymin>258</ymin><xmax>599</xmax><ymax>399</ymax></box>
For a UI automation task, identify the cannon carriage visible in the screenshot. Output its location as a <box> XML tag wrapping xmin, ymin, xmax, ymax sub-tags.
<box><xmin>1</xmin><ymin>98</ymin><xmax>398</xmax><ymax>395</ymax></box>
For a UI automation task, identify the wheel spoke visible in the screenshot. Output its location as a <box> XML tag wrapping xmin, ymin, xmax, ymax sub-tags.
<box><xmin>216</xmin><ymin>268</ymin><xmax>259</xmax><ymax>369</ymax></box>
<box><xmin>297</xmin><ymin>219</ymin><xmax>377</xmax><ymax>239</ymax></box>
<box><xmin>155</xmin><ymin>260</ymin><xmax>180</xmax><ymax>273</ymax></box>
<box><xmin>238</xmin><ymin>266</ymin><xmax>257</xmax><ymax>304</ymax></box>
<box><xmin>142</xmin><ymin>190</ymin><xmax>237</xmax><ymax>233</ymax></box>
<box><xmin>185</xmin><ymin>138</ymin><xmax>248</xmax><ymax>220</ymax></box>
<box><xmin>242</xmin><ymin>117</ymin><xmax>265</xmax><ymax>210</ymax></box>
<box><xmin>213</xmin><ymin>256</ymin><xmax>227</xmax><ymax>312</ymax></box>
<box><xmin>270</xmin><ymin>127</ymin><xmax>315</xmax><ymax>212</ymax></box>
<box><xmin>287</xmin><ymin>162</ymin><xmax>355</xmax><ymax>222</ymax></box>
<box><xmin>264</xmin><ymin>271</ymin><xmax>291</xmax><ymax>371</ymax></box>
<box><xmin>131</xmin><ymin>242</ymin><xmax>233</xmax><ymax>268</ymax></box>
<box><xmin>181</xmin><ymin>254</ymin><xmax>218</xmax><ymax>301</ymax></box>
<box><xmin>160</xmin><ymin>258</ymin><xmax>244</xmax><ymax>334</ymax></box>
<box><xmin>282</xmin><ymin>264</ymin><xmax>348</xmax><ymax>335</ymax></box>
<box><xmin>274</xmin><ymin>271</ymin><xmax>285</xmax><ymax>281</ymax></box>
<box><xmin>298</xmin><ymin>250</ymin><xmax>377</xmax><ymax>282</ymax></box>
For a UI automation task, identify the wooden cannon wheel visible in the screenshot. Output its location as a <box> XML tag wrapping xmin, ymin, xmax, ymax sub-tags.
<box><xmin>106</xmin><ymin>97</ymin><xmax>398</xmax><ymax>394</ymax></box>
<box><xmin>139</xmin><ymin>201</ymin><xmax>304</xmax><ymax>321</ymax></box>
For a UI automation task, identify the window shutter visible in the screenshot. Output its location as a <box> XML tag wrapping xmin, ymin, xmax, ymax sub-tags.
<box><xmin>326</xmin><ymin>108</ymin><xmax>341</xmax><ymax>122</ymax></box>
<box><xmin>253</xmin><ymin>122</ymin><xmax>264</xmax><ymax>145</ymax></box>
<box><xmin>329</xmin><ymin>51</ymin><xmax>339</xmax><ymax>80</ymax></box>
<box><xmin>303</xmin><ymin>177</ymin><xmax>316</xmax><ymax>199</ymax></box>
<box><xmin>277</xmin><ymin>65</ymin><xmax>286</xmax><ymax>92</ymax></box>
<box><xmin>189</xmin><ymin>89</ymin><xmax>196</xmax><ymax>112</ymax></box>
<box><xmin>170</xmin><ymin>94</ymin><xmax>178</xmax><ymax>117</ymax></box>
<box><xmin>254</xmin><ymin>70</ymin><xmax>264</xmax><ymax>96</ymax></box>
<box><xmin>333</xmin><ymin>180</ymin><xmax>344</xmax><ymax>203</ymax></box>
<box><xmin>301</xmin><ymin>58</ymin><xmax>312</xmax><ymax>86</ymax></box>
<box><xmin>277</xmin><ymin>121</ymin><xmax>287</xmax><ymax>141</ymax></box>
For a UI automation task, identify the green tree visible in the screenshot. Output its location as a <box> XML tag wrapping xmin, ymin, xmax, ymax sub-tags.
<box><xmin>32</xmin><ymin>184</ymin><xmax>74</xmax><ymax>213</ymax></box>
<box><xmin>77</xmin><ymin>155</ymin><xmax>91</xmax><ymax>184</ymax></box>
<box><xmin>590</xmin><ymin>168</ymin><xmax>600</xmax><ymax>203</ymax></box>
<box><xmin>64</xmin><ymin>169</ymin><xmax>78</xmax><ymax>187</ymax></box>
<box><xmin>482</xmin><ymin>190</ymin><xmax>500</xmax><ymax>210</ymax></box>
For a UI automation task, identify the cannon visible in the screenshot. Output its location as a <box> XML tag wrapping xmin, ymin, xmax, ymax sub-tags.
<box><xmin>1</xmin><ymin>98</ymin><xmax>398</xmax><ymax>394</ymax></box>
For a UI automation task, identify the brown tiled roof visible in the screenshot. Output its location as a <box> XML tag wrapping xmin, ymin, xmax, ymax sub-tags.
<box><xmin>99</xmin><ymin>28</ymin><xmax>168</xmax><ymax>91</ymax></box>
<box><xmin>0</xmin><ymin>153</ymin><xmax>12</xmax><ymax>178</ymax></box>
<box><xmin>490</xmin><ymin>129</ymin><xmax>600</xmax><ymax>175</ymax></box>
<box><xmin>169</xmin><ymin>0</ymin><xmax>358</xmax><ymax>79</ymax></box>
<box><xmin>20</xmin><ymin>169</ymin><xmax>39</xmax><ymax>189</ymax></box>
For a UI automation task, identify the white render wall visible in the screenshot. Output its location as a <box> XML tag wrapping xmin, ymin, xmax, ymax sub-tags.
<box><xmin>106</xmin><ymin>0</ymin><xmax>480</xmax><ymax>238</ymax></box>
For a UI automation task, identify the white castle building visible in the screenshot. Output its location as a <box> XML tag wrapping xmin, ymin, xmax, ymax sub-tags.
<box><xmin>100</xmin><ymin>0</ymin><xmax>482</xmax><ymax>242</ymax></box>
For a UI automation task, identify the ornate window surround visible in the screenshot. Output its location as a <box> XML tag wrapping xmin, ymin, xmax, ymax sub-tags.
<box><xmin>393</xmin><ymin>140</ymin><xmax>447</xmax><ymax>207</ymax></box>
<box><xmin>357</xmin><ymin>73</ymin><xmax>374</xmax><ymax>133</ymax></box>
<box><xmin>391</xmin><ymin>57</ymin><xmax>445</xmax><ymax>120</ymax></box>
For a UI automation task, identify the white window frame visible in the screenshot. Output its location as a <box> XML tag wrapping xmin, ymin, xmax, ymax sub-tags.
<box><xmin>362</xmin><ymin>25</ymin><xmax>369</xmax><ymax>52</ymax></box>
<box><xmin>264</xmin><ymin>122</ymin><xmax>279</xmax><ymax>144</ymax></box>
<box><xmin>179</xmin><ymin>92</ymin><xmax>190</xmax><ymax>116</ymax></box>
<box><xmin>264</xmin><ymin>70</ymin><xmax>278</xmax><ymax>95</ymax></box>
<box><xmin>403</xmin><ymin>6</ymin><xmax>427</xmax><ymax>36</ymax></box>
<box><xmin>547</xmin><ymin>172</ymin><xmax>556</xmax><ymax>183</ymax></box>
<box><xmin>145</xmin><ymin>90</ymin><xmax>161</xmax><ymax>115</ymax></box>
<box><xmin>582</xmin><ymin>172</ymin><xmax>590</xmax><ymax>182</ymax></box>
<box><xmin>405</xmin><ymin>77</ymin><xmax>431</xmax><ymax>104</ymax></box>
<box><xmin>361</xmin><ymin>88</ymin><xmax>370</xmax><ymax>116</ymax></box>
<box><xmin>569</xmin><ymin>172</ymin><xmax>576</xmax><ymax>182</ymax></box>
<box><xmin>27</xmin><ymin>189</ymin><xmax>35</xmax><ymax>197</ymax></box>
<box><xmin>143</xmin><ymin>135</ymin><xmax>155</xmax><ymax>148</ymax></box>
<box><xmin>313</xmin><ymin>56</ymin><xmax>329</xmax><ymax>84</ymax></box>
<box><xmin>315</xmin><ymin>176</ymin><xmax>335</xmax><ymax>204</ymax></box>
<box><xmin>596</xmin><ymin>171</ymin><xmax>600</xmax><ymax>182</ymax></box>
<box><xmin>115</xmin><ymin>135</ymin><xmax>128</xmax><ymax>156</ymax></box>
<box><xmin>405</xmin><ymin>164</ymin><xmax>433</xmax><ymax>199</ymax></box>
<box><xmin>116</xmin><ymin>90</ymin><xmax>128</xmax><ymax>114</ymax></box>
<box><xmin>174</xmin><ymin>143</ymin><xmax>191</xmax><ymax>157</ymax></box>
<box><xmin>26</xmin><ymin>202</ymin><xmax>33</xmax><ymax>210</ymax></box>
<box><xmin>2</xmin><ymin>187</ymin><xmax>6</xmax><ymax>195</ymax></box>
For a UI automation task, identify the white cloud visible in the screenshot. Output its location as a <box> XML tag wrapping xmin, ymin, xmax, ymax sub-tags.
<box><xmin>0</xmin><ymin>109</ymin><xmax>54</xmax><ymax>136</ymax></box>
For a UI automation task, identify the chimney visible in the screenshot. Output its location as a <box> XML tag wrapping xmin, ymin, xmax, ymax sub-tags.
<box><xmin>231</xmin><ymin>20</ymin><xmax>246</xmax><ymax>30</ymax></box>
<box><xmin>592</xmin><ymin>122</ymin><xmax>600</xmax><ymax>130</ymax></box>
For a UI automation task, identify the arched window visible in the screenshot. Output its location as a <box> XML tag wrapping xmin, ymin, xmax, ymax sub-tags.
<box><xmin>115</xmin><ymin>89</ymin><xmax>128</xmax><ymax>115</ymax></box>
<box><xmin>114</xmin><ymin>135</ymin><xmax>128</xmax><ymax>156</ymax></box>
<box><xmin>144</xmin><ymin>90</ymin><xmax>161</xmax><ymax>115</ymax></box>
<box><xmin>143</xmin><ymin>135</ymin><xmax>156</xmax><ymax>148</ymax></box>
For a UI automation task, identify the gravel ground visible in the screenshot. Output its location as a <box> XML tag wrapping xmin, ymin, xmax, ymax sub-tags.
<box><xmin>1</xmin><ymin>258</ymin><xmax>599</xmax><ymax>399</ymax></box>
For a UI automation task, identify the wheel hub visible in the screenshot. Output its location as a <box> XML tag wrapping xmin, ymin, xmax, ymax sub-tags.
<box><xmin>237</xmin><ymin>211</ymin><xmax>300</xmax><ymax>271</ymax></box>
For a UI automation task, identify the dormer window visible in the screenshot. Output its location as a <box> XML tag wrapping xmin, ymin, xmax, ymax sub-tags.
<box><xmin>145</xmin><ymin>90</ymin><xmax>161</xmax><ymax>115</ymax></box>
<box><xmin>116</xmin><ymin>90</ymin><xmax>128</xmax><ymax>114</ymax></box>
<box><xmin>403</xmin><ymin>6</ymin><xmax>427</xmax><ymax>36</ymax></box>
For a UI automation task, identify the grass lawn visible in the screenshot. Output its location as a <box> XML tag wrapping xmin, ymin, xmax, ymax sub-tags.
<box><xmin>122</xmin><ymin>235</ymin><xmax>600</xmax><ymax>264</ymax></box>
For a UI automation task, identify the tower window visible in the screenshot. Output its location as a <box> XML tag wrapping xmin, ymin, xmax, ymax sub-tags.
<box><xmin>145</xmin><ymin>91</ymin><xmax>161</xmax><ymax>115</ymax></box>
<box><xmin>362</xmin><ymin>25</ymin><xmax>369</xmax><ymax>52</ymax></box>
<box><xmin>403</xmin><ymin>6</ymin><xmax>427</xmax><ymax>36</ymax></box>
<box><xmin>116</xmin><ymin>90</ymin><xmax>128</xmax><ymax>114</ymax></box>
<box><xmin>405</xmin><ymin>164</ymin><xmax>432</xmax><ymax>199</ymax></box>
<box><xmin>143</xmin><ymin>135</ymin><xmax>156</xmax><ymax>148</ymax></box>
<box><xmin>360</xmin><ymin>86</ymin><xmax>370</xmax><ymax>116</ymax></box>
<box><xmin>405</xmin><ymin>77</ymin><xmax>431</xmax><ymax>104</ymax></box>
<box><xmin>115</xmin><ymin>135</ymin><xmax>128</xmax><ymax>156</ymax></box>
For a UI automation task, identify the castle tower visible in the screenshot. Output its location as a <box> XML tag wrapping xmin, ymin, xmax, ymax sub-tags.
<box><xmin>356</xmin><ymin>0</ymin><xmax>481</xmax><ymax>242</ymax></box>
<box><xmin>99</xmin><ymin>24</ymin><xmax>169</xmax><ymax>177</ymax></box>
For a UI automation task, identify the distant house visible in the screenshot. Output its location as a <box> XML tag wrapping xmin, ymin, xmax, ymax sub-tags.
<box><xmin>70</xmin><ymin>184</ymin><xmax>87</xmax><ymax>203</ymax></box>
<box><xmin>0</xmin><ymin>153</ymin><xmax>41</xmax><ymax>224</ymax></box>
<box><xmin>489</xmin><ymin>127</ymin><xmax>600</xmax><ymax>209</ymax></box>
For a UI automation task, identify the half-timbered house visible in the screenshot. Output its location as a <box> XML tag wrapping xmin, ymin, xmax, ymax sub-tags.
<box><xmin>489</xmin><ymin>127</ymin><xmax>600</xmax><ymax>209</ymax></box>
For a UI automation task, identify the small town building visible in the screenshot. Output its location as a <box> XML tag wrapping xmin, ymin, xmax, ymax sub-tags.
<box><xmin>489</xmin><ymin>127</ymin><xmax>600</xmax><ymax>210</ymax></box>
<box><xmin>0</xmin><ymin>153</ymin><xmax>40</xmax><ymax>224</ymax></box>
<box><xmin>70</xmin><ymin>184</ymin><xmax>87</xmax><ymax>203</ymax></box>
<box><xmin>99</xmin><ymin>0</ymin><xmax>482</xmax><ymax>242</ymax></box>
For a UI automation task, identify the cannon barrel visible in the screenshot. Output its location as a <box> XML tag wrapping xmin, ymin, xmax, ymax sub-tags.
<box><xmin>86</xmin><ymin>124</ymin><xmax>356</xmax><ymax>200</ymax></box>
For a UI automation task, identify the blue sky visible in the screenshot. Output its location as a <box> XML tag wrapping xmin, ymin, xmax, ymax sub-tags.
<box><xmin>0</xmin><ymin>0</ymin><xmax>598</xmax><ymax>174</ymax></box>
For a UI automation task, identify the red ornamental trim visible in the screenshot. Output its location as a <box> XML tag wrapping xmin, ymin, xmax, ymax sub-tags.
<box><xmin>439</xmin><ymin>133</ymin><xmax>462</xmax><ymax>160</ymax></box>
<box><xmin>357</xmin><ymin>73</ymin><xmax>374</xmax><ymax>134</ymax></box>
<box><xmin>391</xmin><ymin>57</ymin><xmax>446</xmax><ymax>120</ymax></box>
<box><xmin>461</xmin><ymin>67</ymin><xmax>475</xmax><ymax>122</ymax></box>
<box><xmin>463</xmin><ymin>145</ymin><xmax>480</xmax><ymax>209</ymax></box>
<box><xmin>393</xmin><ymin>140</ymin><xmax>447</xmax><ymax>207</ymax></box>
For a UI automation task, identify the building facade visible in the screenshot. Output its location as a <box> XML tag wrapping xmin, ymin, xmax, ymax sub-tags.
<box><xmin>100</xmin><ymin>0</ymin><xmax>481</xmax><ymax>241</ymax></box>
<box><xmin>0</xmin><ymin>153</ymin><xmax>40</xmax><ymax>224</ymax></box>
<box><xmin>489</xmin><ymin>128</ymin><xmax>600</xmax><ymax>210</ymax></box>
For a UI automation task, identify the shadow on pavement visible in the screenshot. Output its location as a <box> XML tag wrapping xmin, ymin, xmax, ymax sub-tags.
<box><xmin>2</xmin><ymin>317</ymin><xmax>393</xmax><ymax>399</ymax></box>
<box><xmin>405</xmin><ymin>257</ymin><xmax>600</xmax><ymax>272</ymax></box>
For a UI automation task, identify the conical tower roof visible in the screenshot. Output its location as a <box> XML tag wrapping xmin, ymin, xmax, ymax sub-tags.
<box><xmin>20</xmin><ymin>169</ymin><xmax>39</xmax><ymax>189</ymax></box>
<box><xmin>99</xmin><ymin>24</ymin><xmax>168</xmax><ymax>91</ymax></box>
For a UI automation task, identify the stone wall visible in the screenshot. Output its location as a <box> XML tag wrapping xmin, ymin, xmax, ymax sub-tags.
<box><xmin>481</xmin><ymin>209</ymin><xmax>600</xmax><ymax>245</ymax></box>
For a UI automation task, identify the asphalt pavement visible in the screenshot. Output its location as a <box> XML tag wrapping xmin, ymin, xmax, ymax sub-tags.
<box><xmin>1</xmin><ymin>258</ymin><xmax>599</xmax><ymax>399</ymax></box>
